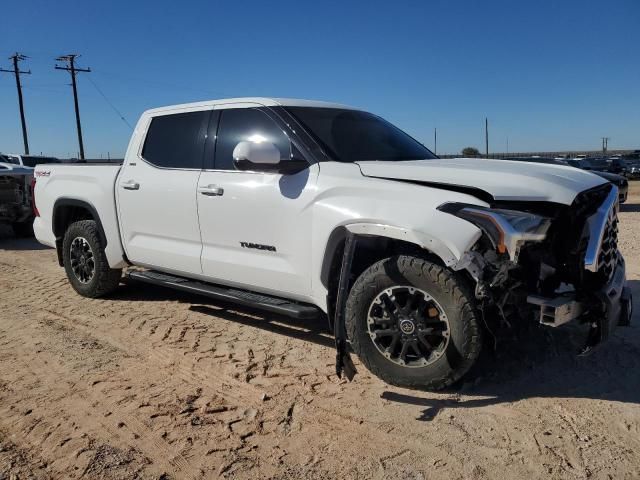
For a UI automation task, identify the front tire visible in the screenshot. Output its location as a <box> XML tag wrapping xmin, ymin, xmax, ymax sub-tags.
<box><xmin>345</xmin><ymin>255</ymin><xmax>482</xmax><ymax>390</ymax></box>
<box><xmin>62</xmin><ymin>220</ymin><xmax>121</xmax><ymax>298</ymax></box>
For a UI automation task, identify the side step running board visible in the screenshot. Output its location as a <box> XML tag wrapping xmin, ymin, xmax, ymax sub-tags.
<box><xmin>126</xmin><ymin>270</ymin><xmax>320</xmax><ymax>320</ymax></box>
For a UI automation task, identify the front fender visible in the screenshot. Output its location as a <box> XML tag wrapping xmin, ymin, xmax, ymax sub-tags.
<box><xmin>314</xmin><ymin>218</ymin><xmax>482</xmax><ymax>313</ymax></box>
<box><xmin>344</xmin><ymin>221</ymin><xmax>480</xmax><ymax>267</ymax></box>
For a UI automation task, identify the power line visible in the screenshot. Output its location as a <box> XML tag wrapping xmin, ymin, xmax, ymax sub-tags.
<box><xmin>0</xmin><ymin>53</ymin><xmax>32</xmax><ymax>154</ymax></box>
<box><xmin>84</xmin><ymin>75</ymin><xmax>133</xmax><ymax>130</ymax></box>
<box><xmin>55</xmin><ymin>54</ymin><xmax>91</xmax><ymax>160</ymax></box>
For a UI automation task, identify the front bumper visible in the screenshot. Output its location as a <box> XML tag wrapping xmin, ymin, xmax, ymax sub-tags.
<box><xmin>528</xmin><ymin>257</ymin><xmax>632</xmax><ymax>353</ymax></box>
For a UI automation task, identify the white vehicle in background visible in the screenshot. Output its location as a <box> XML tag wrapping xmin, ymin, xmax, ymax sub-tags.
<box><xmin>31</xmin><ymin>98</ymin><xmax>632</xmax><ymax>390</ymax></box>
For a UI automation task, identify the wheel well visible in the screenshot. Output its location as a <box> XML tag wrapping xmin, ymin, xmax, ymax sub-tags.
<box><xmin>322</xmin><ymin>229</ymin><xmax>445</xmax><ymax>331</ymax></box>
<box><xmin>52</xmin><ymin>200</ymin><xmax>106</xmax><ymax>266</ymax></box>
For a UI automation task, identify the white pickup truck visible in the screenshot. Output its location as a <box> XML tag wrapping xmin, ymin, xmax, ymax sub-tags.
<box><xmin>33</xmin><ymin>97</ymin><xmax>632</xmax><ymax>389</ymax></box>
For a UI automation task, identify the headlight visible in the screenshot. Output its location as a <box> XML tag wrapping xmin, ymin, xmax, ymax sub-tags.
<box><xmin>438</xmin><ymin>203</ymin><xmax>551</xmax><ymax>261</ymax></box>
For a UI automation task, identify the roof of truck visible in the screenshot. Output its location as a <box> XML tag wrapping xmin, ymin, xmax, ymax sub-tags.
<box><xmin>144</xmin><ymin>97</ymin><xmax>359</xmax><ymax>115</ymax></box>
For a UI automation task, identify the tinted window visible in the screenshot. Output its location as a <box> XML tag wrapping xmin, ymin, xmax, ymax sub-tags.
<box><xmin>215</xmin><ymin>108</ymin><xmax>291</xmax><ymax>170</ymax></box>
<box><xmin>285</xmin><ymin>107</ymin><xmax>436</xmax><ymax>162</ymax></box>
<box><xmin>142</xmin><ymin>111</ymin><xmax>208</xmax><ymax>169</ymax></box>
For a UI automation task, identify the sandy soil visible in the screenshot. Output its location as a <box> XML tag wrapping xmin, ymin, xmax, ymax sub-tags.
<box><xmin>0</xmin><ymin>184</ymin><xmax>639</xmax><ymax>480</ymax></box>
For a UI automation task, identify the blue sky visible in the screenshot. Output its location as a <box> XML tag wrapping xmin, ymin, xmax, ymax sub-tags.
<box><xmin>1</xmin><ymin>0</ymin><xmax>638</xmax><ymax>158</ymax></box>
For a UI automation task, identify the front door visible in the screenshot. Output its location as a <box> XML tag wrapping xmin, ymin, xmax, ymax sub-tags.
<box><xmin>197</xmin><ymin>106</ymin><xmax>317</xmax><ymax>300</ymax></box>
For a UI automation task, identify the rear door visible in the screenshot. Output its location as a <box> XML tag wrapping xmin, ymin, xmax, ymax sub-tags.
<box><xmin>117</xmin><ymin>109</ymin><xmax>210</xmax><ymax>275</ymax></box>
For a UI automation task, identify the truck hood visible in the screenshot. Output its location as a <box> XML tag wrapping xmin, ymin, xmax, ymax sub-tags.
<box><xmin>356</xmin><ymin>158</ymin><xmax>608</xmax><ymax>205</ymax></box>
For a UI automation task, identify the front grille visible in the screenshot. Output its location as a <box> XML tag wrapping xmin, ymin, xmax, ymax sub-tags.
<box><xmin>597</xmin><ymin>207</ymin><xmax>619</xmax><ymax>281</ymax></box>
<box><xmin>582</xmin><ymin>185</ymin><xmax>620</xmax><ymax>283</ymax></box>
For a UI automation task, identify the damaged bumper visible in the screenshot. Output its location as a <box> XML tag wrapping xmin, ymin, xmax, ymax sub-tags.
<box><xmin>527</xmin><ymin>257</ymin><xmax>632</xmax><ymax>353</ymax></box>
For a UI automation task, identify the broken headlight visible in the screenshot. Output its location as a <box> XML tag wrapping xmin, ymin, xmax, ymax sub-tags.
<box><xmin>438</xmin><ymin>203</ymin><xmax>551</xmax><ymax>261</ymax></box>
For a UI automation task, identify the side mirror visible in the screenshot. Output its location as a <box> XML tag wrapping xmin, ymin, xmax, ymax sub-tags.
<box><xmin>233</xmin><ymin>140</ymin><xmax>281</xmax><ymax>171</ymax></box>
<box><xmin>232</xmin><ymin>141</ymin><xmax>308</xmax><ymax>174</ymax></box>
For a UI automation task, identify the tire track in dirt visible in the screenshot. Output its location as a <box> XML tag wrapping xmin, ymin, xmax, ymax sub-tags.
<box><xmin>41</xmin><ymin>306</ymin><xmax>268</xmax><ymax>407</ymax></box>
<box><xmin>2</xmin><ymin>262</ymin><xmax>268</xmax><ymax>404</ymax></box>
<box><xmin>0</xmin><ymin>307</ymin><xmax>200</xmax><ymax>479</ymax></box>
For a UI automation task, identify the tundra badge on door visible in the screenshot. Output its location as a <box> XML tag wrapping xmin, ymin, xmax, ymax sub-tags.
<box><xmin>240</xmin><ymin>242</ymin><xmax>276</xmax><ymax>252</ymax></box>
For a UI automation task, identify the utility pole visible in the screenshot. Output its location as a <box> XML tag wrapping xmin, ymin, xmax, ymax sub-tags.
<box><xmin>0</xmin><ymin>53</ymin><xmax>32</xmax><ymax>154</ymax></box>
<box><xmin>485</xmin><ymin>117</ymin><xmax>489</xmax><ymax>158</ymax></box>
<box><xmin>434</xmin><ymin>128</ymin><xmax>437</xmax><ymax>156</ymax></box>
<box><xmin>55</xmin><ymin>54</ymin><xmax>91</xmax><ymax>160</ymax></box>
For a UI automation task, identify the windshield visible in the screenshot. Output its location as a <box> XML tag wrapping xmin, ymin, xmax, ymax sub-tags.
<box><xmin>285</xmin><ymin>107</ymin><xmax>437</xmax><ymax>162</ymax></box>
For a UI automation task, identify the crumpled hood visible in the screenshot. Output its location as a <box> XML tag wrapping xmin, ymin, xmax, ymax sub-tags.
<box><xmin>356</xmin><ymin>158</ymin><xmax>608</xmax><ymax>205</ymax></box>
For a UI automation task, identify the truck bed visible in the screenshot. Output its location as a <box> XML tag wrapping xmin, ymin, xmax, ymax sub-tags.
<box><xmin>32</xmin><ymin>163</ymin><xmax>126</xmax><ymax>268</ymax></box>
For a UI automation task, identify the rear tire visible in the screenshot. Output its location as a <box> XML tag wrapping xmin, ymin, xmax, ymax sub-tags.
<box><xmin>11</xmin><ymin>220</ymin><xmax>34</xmax><ymax>238</ymax></box>
<box><xmin>62</xmin><ymin>220</ymin><xmax>121</xmax><ymax>298</ymax></box>
<box><xmin>346</xmin><ymin>255</ymin><xmax>482</xmax><ymax>390</ymax></box>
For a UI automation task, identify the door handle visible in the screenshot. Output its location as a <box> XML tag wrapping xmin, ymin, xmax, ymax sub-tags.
<box><xmin>121</xmin><ymin>180</ymin><xmax>140</xmax><ymax>190</ymax></box>
<box><xmin>198</xmin><ymin>185</ymin><xmax>224</xmax><ymax>196</ymax></box>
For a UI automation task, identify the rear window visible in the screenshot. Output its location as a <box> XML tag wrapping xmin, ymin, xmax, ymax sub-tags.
<box><xmin>142</xmin><ymin>111</ymin><xmax>209</xmax><ymax>169</ymax></box>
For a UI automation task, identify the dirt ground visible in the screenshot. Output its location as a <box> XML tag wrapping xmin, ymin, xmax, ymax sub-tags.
<box><xmin>1</xmin><ymin>185</ymin><xmax>639</xmax><ymax>480</ymax></box>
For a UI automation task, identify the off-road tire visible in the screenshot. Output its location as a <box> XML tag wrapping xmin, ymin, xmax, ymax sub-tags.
<box><xmin>345</xmin><ymin>255</ymin><xmax>482</xmax><ymax>390</ymax></box>
<box><xmin>62</xmin><ymin>220</ymin><xmax>121</xmax><ymax>298</ymax></box>
<box><xmin>11</xmin><ymin>220</ymin><xmax>34</xmax><ymax>238</ymax></box>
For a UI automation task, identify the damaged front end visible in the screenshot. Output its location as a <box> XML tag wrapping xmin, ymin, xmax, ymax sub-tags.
<box><xmin>439</xmin><ymin>184</ymin><xmax>632</xmax><ymax>354</ymax></box>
